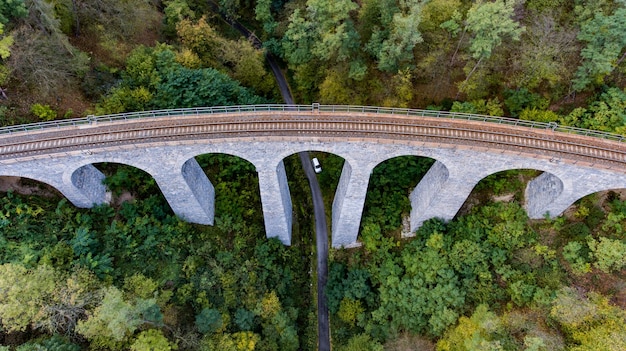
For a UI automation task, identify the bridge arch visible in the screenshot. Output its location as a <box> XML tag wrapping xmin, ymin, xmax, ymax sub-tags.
<box><xmin>525</xmin><ymin>169</ymin><xmax>626</xmax><ymax>219</ymax></box>
<box><xmin>274</xmin><ymin>148</ymin><xmax>357</xmax><ymax>246</ymax></box>
<box><xmin>65</xmin><ymin>157</ymin><xmax>164</xmax><ymax>207</ymax></box>
<box><xmin>0</xmin><ymin>163</ymin><xmax>107</xmax><ymax>209</ymax></box>
<box><xmin>62</xmin><ymin>154</ymin><xmax>215</xmax><ymax>225</ymax></box>
<box><xmin>361</xmin><ymin>155</ymin><xmax>437</xmax><ymax>233</ymax></box>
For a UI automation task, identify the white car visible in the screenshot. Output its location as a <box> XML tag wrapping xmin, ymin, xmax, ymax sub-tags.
<box><xmin>312</xmin><ymin>158</ymin><xmax>322</xmax><ymax>173</ymax></box>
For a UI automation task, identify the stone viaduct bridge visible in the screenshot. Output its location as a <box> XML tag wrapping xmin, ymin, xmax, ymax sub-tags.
<box><xmin>1</xmin><ymin>104</ymin><xmax>626</xmax><ymax>247</ymax></box>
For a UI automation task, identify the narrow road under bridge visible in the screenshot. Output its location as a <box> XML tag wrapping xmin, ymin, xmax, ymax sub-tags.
<box><xmin>207</xmin><ymin>4</ymin><xmax>331</xmax><ymax>350</ymax></box>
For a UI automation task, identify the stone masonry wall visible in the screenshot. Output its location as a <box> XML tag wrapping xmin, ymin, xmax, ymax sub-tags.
<box><xmin>1</xmin><ymin>137</ymin><xmax>626</xmax><ymax>247</ymax></box>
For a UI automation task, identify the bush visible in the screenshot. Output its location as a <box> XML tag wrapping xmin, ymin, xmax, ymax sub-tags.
<box><xmin>130</xmin><ymin>329</ymin><xmax>176</xmax><ymax>351</ymax></box>
<box><xmin>504</xmin><ymin>88</ymin><xmax>548</xmax><ymax>117</ymax></box>
<box><xmin>562</xmin><ymin>241</ymin><xmax>591</xmax><ymax>275</ymax></box>
<box><xmin>550</xmin><ymin>287</ymin><xmax>626</xmax><ymax>350</ymax></box>
<box><xmin>30</xmin><ymin>103</ymin><xmax>57</xmax><ymax>121</ymax></box>
<box><xmin>587</xmin><ymin>237</ymin><xmax>626</xmax><ymax>273</ymax></box>
<box><xmin>519</xmin><ymin>108</ymin><xmax>560</xmax><ymax>123</ymax></box>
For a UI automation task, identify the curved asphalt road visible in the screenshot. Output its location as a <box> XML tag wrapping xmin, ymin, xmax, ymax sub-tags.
<box><xmin>207</xmin><ymin>4</ymin><xmax>330</xmax><ymax>350</ymax></box>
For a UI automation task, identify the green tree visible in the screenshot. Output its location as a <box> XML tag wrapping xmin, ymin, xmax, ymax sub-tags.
<box><xmin>562</xmin><ymin>241</ymin><xmax>591</xmax><ymax>275</ymax></box>
<box><xmin>0</xmin><ymin>23</ymin><xmax>14</xmax><ymax>60</ymax></box>
<box><xmin>337</xmin><ymin>298</ymin><xmax>365</xmax><ymax>326</ymax></box>
<box><xmin>587</xmin><ymin>236</ymin><xmax>626</xmax><ymax>273</ymax></box>
<box><xmin>573</xmin><ymin>2</ymin><xmax>626</xmax><ymax>91</ymax></box>
<box><xmin>337</xmin><ymin>334</ymin><xmax>384</xmax><ymax>351</ymax></box>
<box><xmin>550</xmin><ymin>287</ymin><xmax>626</xmax><ymax>351</ymax></box>
<box><xmin>436</xmin><ymin>304</ymin><xmax>503</xmax><ymax>351</ymax></box>
<box><xmin>519</xmin><ymin>108</ymin><xmax>560</xmax><ymax>123</ymax></box>
<box><xmin>282</xmin><ymin>0</ymin><xmax>360</xmax><ymax>64</ymax></box>
<box><xmin>465</xmin><ymin>0</ymin><xmax>524</xmax><ymax>61</ymax></box>
<box><xmin>0</xmin><ymin>263</ymin><xmax>57</xmax><ymax>332</ymax></box>
<box><xmin>0</xmin><ymin>0</ymin><xmax>27</xmax><ymax>25</ymax></box>
<box><xmin>0</xmin><ymin>23</ymin><xmax>14</xmax><ymax>88</ymax></box>
<box><xmin>459</xmin><ymin>0</ymin><xmax>524</xmax><ymax>97</ymax></box>
<box><xmin>367</xmin><ymin>0</ymin><xmax>425</xmax><ymax>72</ymax></box>
<box><xmin>97</xmin><ymin>46</ymin><xmax>265</xmax><ymax>112</ymax></box>
<box><xmin>451</xmin><ymin>98</ymin><xmax>504</xmax><ymax>116</ymax></box>
<box><xmin>371</xmin><ymin>232</ymin><xmax>465</xmax><ymax>337</ymax></box>
<box><xmin>76</xmin><ymin>286</ymin><xmax>162</xmax><ymax>349</ymax></box>
<box><xmin>196</xmin><ymin>308</ymin><xmax>223</xmax><ymax>334</ymax></box>
<box><xmin>0</xmin><ymin>264</ymin><xmax>100</xmax><ymax>335</ymax></box>
<box><xmin>255</xmin><ymin>0</ymin><xmax>277</xmax><ymax>34</ymax></box>
<box><xmin>15</xmin><ymin>335</ymin><xmax>81</xmax><ymax>351</ymax></box>
<box><xmin>152</xmin><ymin>65</ymin><xmax>264</xmax><ymax>109</ymax></box>
<box><xmin>130</xmin><ymin>329</ymin><xmax>177</xmax><ymax>351</ymax></box>
<box><xmin>162</xmin><ymin>0</ymin><xmax>195</xmax><ymax>37</ymax></box>
<box><xmin>560</xmin><ymin>87</ymin><xmax>626</xmax><ymax>132</ymax></box>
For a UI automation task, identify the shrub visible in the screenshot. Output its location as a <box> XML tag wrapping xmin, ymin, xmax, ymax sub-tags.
<box><xmin>587</xmin><ymin>237</ymin><xmax>626</xmax><ymax>273</ymax></box>
<box><xmin>30</xmin><ymin>103</ymin><xmax>57</xmax><ymax>121</ymax></box>
<box><xmin>504</xmin><ymin>88</ymin><xmax>548</xmax><ymax>117</ymax></box>
<box><xmin>562</xmin><ymin>241</ymin><xmax>591</xmax><ymax>275</ymax></box>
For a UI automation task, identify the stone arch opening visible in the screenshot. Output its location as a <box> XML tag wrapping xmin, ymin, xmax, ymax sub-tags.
<box><xmin>363</xmin><ymin>155</ymin><xmax>437</xmax><ymax>237</ymax></box>
<box><xmin>279</xmin><ymin>150</ymin><xmax>348</xmax><ymax>246</ymax></box>
<box><xmin>458</xmin><ymin>169</ymin><xmax>544</xmax><ymax>217</ymax></box>
<box><xmin>310</xmin><ymin>152</ymin><xmax>345</xmax><ymax>199</ymax></box>
<box><xmin>91</xmin><ymin>162</ymin><xmax>163</xmax><ymax>207</ymax></box>
<box><xmin>554</xmin><ymin>187</ymin><xmax>626</xmax><ymax>226</ymax></box>
<box><xmin>456</xmin><ymin>168</ymin><xmax>569</xmax><ymax>221</ymax></box>
<box><xmin>89</xmin><ymin>159</ymin><xmax>217</xmax><ymax>225</ymax></box>
<box><xmin>192</xmin><ymin>153</ymin><xmax>264</xmax><ymax>240</ymax></box>
<box><xmin>0</xmin><ymin>175</ymin><xmax>64</xmax><ymax>198</ymax></box>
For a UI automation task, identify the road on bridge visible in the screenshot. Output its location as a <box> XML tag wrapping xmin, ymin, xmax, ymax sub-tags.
<box><xmin>207</xmin><ymin>4</ymin><xmax>331</xmax><ymax>350</ymax></box>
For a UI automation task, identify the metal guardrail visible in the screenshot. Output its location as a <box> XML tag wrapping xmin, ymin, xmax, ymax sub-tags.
<box><xmin>1</xmin><ymin>104</ymin><xmax>624</xmax><ymax>143</ymax></box>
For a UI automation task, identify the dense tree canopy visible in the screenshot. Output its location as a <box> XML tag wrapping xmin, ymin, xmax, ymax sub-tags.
<box><xmin>1</xmin><ymin>0</ymin><xmax>626</xmax><ymax>350</ymax></box>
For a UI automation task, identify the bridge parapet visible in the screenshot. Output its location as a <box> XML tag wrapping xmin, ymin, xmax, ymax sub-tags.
<box><xmin>2</xmin><ymin>104</ymin><xmax>625</xmax><ymax>143</ymax></box>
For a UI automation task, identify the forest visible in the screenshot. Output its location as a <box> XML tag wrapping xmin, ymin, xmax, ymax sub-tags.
<box><xmin>1</xmin><ymin>0</ymin><xmax>626</xmax><ymax>350</ymax></box>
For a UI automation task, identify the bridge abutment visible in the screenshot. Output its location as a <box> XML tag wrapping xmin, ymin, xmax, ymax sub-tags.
<box><xmin>257</xmin><ymin>160</ymin><xmax>293</xmax><ymax>245</ymax></box>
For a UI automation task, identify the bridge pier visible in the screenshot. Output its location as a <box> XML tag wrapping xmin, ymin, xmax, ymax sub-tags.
<box><xmin>68</xmin><ymin>164</ymin><xmax>108</xmax><ymax>206</ymax></box>
<box><xmin>331</xmin><ymin>161</ymin><xmax>373</xmax><ymax>247</ymax></box>
<box><xmin>525</xmin><ymin>172</ymin><xmax>564</xmax><ymax>218</ymax></box>
<box><xmin>257</xmin><ymin>160</ymin><xmax>293</xmax><ymax>245</ymax></box>
<box><xmin>409</xmin><ymin>160</ymin><xmax>482</xmax><ymax>234</ymax></box>
<box><xmin>152</xmin><ymin>158</ymin><xmax>215</xmax><ymax>225</ymax></box>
